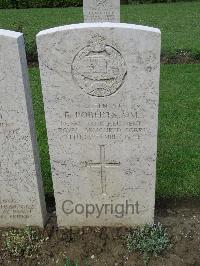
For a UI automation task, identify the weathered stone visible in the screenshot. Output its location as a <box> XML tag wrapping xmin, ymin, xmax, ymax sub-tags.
<box><xmin>37</xmin><ymin>23</ymin><xmax>161</xmax><ymax>227</ymax></box>
<box><xmin>83</xmin><ymin>0</ymin><xmax>120</xmax><ymax>23</ymax></box>
<box><xmin>0</xmin><ymin>30</ymin><xmax>47</xmax><ymax>227</ymax></box>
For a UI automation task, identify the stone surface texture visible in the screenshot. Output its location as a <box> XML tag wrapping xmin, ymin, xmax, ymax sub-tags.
<box><xmin>37</xmin><ymin>23</ymin><xmax>161</xmax><ymax>227</ymax></box>
<box><xmin>0</xmin><ymin>30</ymin><xmax>47</xmax><ymax>227</ymax></box>
<box><xmin>83</xmin><ymin>0</ymin><xmax>120</xmax><ymax>23</ymax></box>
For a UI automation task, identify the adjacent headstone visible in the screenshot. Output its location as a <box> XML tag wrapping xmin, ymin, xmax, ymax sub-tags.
<box><xmin>0</xmin><ymin>29</ymin><xmax>47</xmax><ymax>227</ymax></box>
<box><xmin>37</xmin><ymin>23</ymin><xmax>161</xmax><ymax>227</ymax></box>
<box><xmin>83</xmin><ymin>0</ymin><xmax>120</xmax><ymax>23</ymax></box>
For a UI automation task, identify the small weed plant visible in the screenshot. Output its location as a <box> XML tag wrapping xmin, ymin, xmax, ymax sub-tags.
<box><xmin>3</xmin><ymin>227</ymin><xmax>46</xmax><ymax>257</ymax></box>
<box><xmin>65</xmin><ymin>257</ymin><xmax>79</xmax><ymax>266</ymax></box>
<box><xmin>127</xmin><ymin>223</ymin><xmax>170</xmax><ymax>265</ymax></box>
<box><xmin>65</xmin><ymin>257</ymin><xmax>88</xmax><ymax>266</ymax></box>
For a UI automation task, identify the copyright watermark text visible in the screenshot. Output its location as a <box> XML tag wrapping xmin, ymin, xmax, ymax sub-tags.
<box><xmin>62</xmin><ymin>200</ymin><xmax>140</xmax><ymax>218</ymax></box>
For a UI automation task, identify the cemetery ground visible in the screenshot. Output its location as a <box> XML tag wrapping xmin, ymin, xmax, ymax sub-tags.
<box><xmin>0</xmin><ymin>2</ymin><xmax>200</xmax><ymax>265</ymax></box>
<box><xmin>0</xmin><ymin>200</ymin><xmax>200</xmax><ymax>265</ymax></box>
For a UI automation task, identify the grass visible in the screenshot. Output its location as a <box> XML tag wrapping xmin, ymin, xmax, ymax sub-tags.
<box><xmin>0</xmin><ymin>2</ymin><xmax>199</xmax><ymax>61</ymax></box>
<box><xmin>29</xmin><ymin>64</ymin><xmax>200</xmax><ymax>197</ymax></box>
<box><xmin>157</xmin><ymin>64</ymin><xmax>200</xmax><ymax>198</ymax></box>
<box><xmin>29</xmin><ymin>68</ymin><xmax>52</xmax><ymax>193</ymax></box>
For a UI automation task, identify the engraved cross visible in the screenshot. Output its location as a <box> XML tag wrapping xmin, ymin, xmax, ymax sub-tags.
<box><xmin>85</xmin><ymin>145</ymin><xmax>120</xmax><ymax>195</ymax></box>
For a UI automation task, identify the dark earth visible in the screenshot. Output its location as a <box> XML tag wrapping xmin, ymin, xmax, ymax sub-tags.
<box><xmin>28</xmin><ymin>54</ymin><xmax>200</xmax><ymax>68</ymax></box>
<box><xmin>0</xmin><ymin>198</ymin><xmax>199</xmax><ymax>266</ymax></box>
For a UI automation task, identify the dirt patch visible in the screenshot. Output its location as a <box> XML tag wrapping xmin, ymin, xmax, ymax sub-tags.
<box><xmin>0</xmin><ymin>199</ymin><xmax>199</xmax><ymax>266</ymax></box>
<box><xmin>28</xmin><ymin>54</ymin><xmax>200</xmax><ymax>68</ymax></box>
<box><xmin>161</xmin><ymin>54</ymin><xmax>200</xmax><ymax>64</ymax></box>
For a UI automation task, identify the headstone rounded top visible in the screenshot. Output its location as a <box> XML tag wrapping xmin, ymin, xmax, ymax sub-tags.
<box><xmin>0</xmin><ymin>29</ymin><xmax>22</xmax><ymax>39</ymax></box>
<box><xmin>37</xmin><ymin>23</ymin><xmax>161</xmax><ymax>37</ymax></box>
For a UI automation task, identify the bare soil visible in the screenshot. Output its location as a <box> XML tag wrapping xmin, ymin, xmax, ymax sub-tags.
<box><xmin>28</xmin><ymin>54</ymin><xmax>200</xmax><ymax>68</ymax></box>
<box><xmin>161</xmin><ymin>54</ymin><xmax>200</xmax><ymax>64</ymax></box>
<box><xmin>0</xmin><ymin>199</ymin><xmax>200</xmax><ymax>266</ymax></box>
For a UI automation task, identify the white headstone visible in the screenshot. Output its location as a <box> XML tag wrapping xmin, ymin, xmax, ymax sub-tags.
<box><xmin>37</xmin><ymin>23</ymin><xmax>161</xmax><ymax>227</ymax></box>
<box><xmin>83</xmin><ymin>0</ymin><xmax>120</xmax><ymax>22</ymax></box>
<box><xmin>0</xmin><ymin>30</ymin><xmax>47</xmax><ymax>227</ymax></box>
